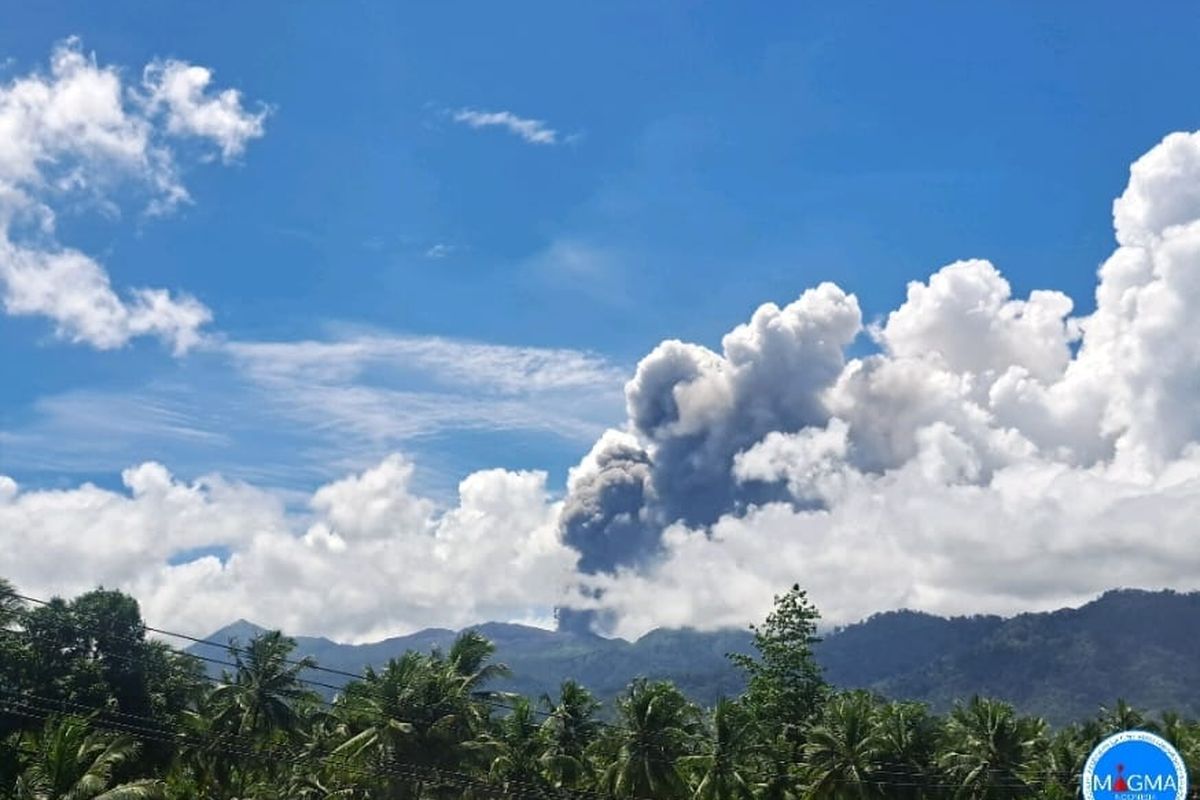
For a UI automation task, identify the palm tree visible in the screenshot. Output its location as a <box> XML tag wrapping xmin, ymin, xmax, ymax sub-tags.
<box><xmin>13</xmin><ymin>716</ymin><xmax>163</xmax><ymax>800</ymax></box>
<box><xmin>873</xmin><ymin>700</ymin><xmax>941</xmax><ymax>800</ymax></box>
<box><xmin>480</xmin><ymin>697</ymin><xmax>551</xmax><ymax>793</ymax></box>
<box><xmin>334</xmin><ymin>632</ymin><xmax>508</xmax><ymax>798</ymax></box>
<box><xmin>939</xmin><ymin>697</ymin><xmax>1044</xmax><ymax>799</ymax></box>
<box><xmin>332</xmin><ymin>652</ymin><xmax>429</xmax><ymax>800</ymax></box>
<box><xmin>170</xmin><ymin>704</ymin><xmax>233</xmax><ymax>799</ymax></box>
<box><xmin>601</xmin><ymin>678</ymin><xmax>700</xmax><ymax>799</ymax></box>
<box><xmin>539</xmin><ymin>680</ymin><xmax>601</xmax><ymax>790</ymax></box>
<box><xmin>1098</xmin><ymin>699</ymin><xmax>1143</xmax><ymax>734</ymax></box>
<box><xmin>1037</xmin><ymin>724</ymin><xmax>1090</xmax><ymax>800</ymax></box>
<box><xmin>803</xmin><ymin>691</ymin><xmax>883</xmax><ymax>799</ymax></box>
<box><xmin>446</xmin><ymin>630</ymin><xmax>510</xmax><ymax>700</ymax></box>
<box><xmin>0</xmin><ymin>578</ymin><xmax>22</xmax><ymax>628</ymax></box>
<box><xmin>682</xmin><ymin>698</ymin><xmax>757</xmax><ymax>800</ymax></box>
<box><xmin>210</xmin><ymin>631</ymin><xmax>317</xmax><ymax>742</ymax></box>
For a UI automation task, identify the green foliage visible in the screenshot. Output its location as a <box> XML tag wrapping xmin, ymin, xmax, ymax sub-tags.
<box><xmin>6</xmin><ymin>579</ymin><xmax>1200</xmax><ymax>800</ymax></box>
<box><xmin>540</xmin><ymin>679</ymin><xmax>602</xmax><ymax>789</ymax></box>
<box><xmin>682</xmin><ymin>698</ymin><xmax>758</xmax><ymax>800</ymax></box>
<box><xmin>939</xmin><ymin>697</ymin><xmax>1044</xmax><ymax>799</ymax></box>
<box><xmin>600</xmin><ymin>679</ymin><xmax>701</xmax><ymax>799</ymax></box>
<box><xmin>729</xmin><ymin>584</ymin><xmax>826</xmax><ymax>741</ymax></box>
<box><xmin>11</xmin><ymin>717</ymin><xmax>164</xmax><ymax>800</ymax></box>
<box><xmin>802</xmin><ymin>691</ymin><xmax>883</xmax><ymax>799</ymax></box>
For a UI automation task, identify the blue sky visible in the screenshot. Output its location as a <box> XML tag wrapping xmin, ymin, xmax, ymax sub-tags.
<box><xmin>3</xmin><ymin>1</ymin><xmax>1200</xmax><ymax>499</ymax></box>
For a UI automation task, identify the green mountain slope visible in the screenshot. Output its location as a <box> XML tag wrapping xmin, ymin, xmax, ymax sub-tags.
<box><xmin>195</xmin><ymin>588</ymin><xmax>1200</xmax><ymax>723</ymax></box>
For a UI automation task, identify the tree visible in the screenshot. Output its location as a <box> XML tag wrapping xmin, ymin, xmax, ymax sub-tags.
<box><xmin>333</xmin><ymin>631</ymin><xmax>507</xmax><ymax>798</ymax></box>
<box><xmin>14</xmin><ymin>588</ymin><xmax>197</xmax><ymax>732</ymax></box>
<box><xmin>601</xmin><ymin>679</ymin><xmax>700</xmax><ymax>799</ymax></box>
<box><xmin>446</xmin><ymin>630</ymin><xmax>510</xmax><ymax>700</ymax></box>
<box><xmin>1036</xmin><ymin>724</ymin><xmax>1091</xmax><ymax>800</ymax></box>
<box><xmin>1098</xmin><ymin>699</ymin><xmax>1144</xmax><ymax>734</ymax></box>
<box><xmin>211</xmin><ymin>630</ymin><xmax>317</xmax><ymax>742</ymax></box>
<box><xmin>872</xmin><ymin>700</ymin><xmax>942</xmax><ymax>800</ymax></box>
<box><xmin>480</xmin><ymin>697</ymin><xmax>551</xmax><ymax>792</ymax></box>
<box><xmin>729</xmin><ymin>584</ymin><xmax>826</xmax><ymax>742</ymax></box>
<box><xmin>939</xmin><ymin>697</ymin><xmax>1044</xmax><ymax>799</ymax></box>
<box><xmin>682</xmin><ymin>698</ymin><xmax>757</xmax><ymax>800</ymax></box>
<box><xmin>1</xmin><ymin>579</ymin><xmax>28</xmax><ymax>745</ymax></box>
<box><xmin>12</xmin><ymin>716</ymin><xmax>163</xmax><ymax>800</ymax></box>
<box><xmin>539</xmin><ymin>680</ymin><xmax>601</xmax><ymax>790</ymax></box>
<box><xmin>803</xmin><ymin>691</ymin><xmax>882</xmax><ymax>800</ymax></box>
<box><xmin>0</xmin><ymin>578</ymin><xmax>22</xmax><ymax>629</ymax></box>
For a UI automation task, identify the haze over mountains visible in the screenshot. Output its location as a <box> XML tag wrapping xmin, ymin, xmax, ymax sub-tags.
<box><xmin>196</xmin><ymin>588</ymin><xmax>1200</xmax><ymax>725</ymax></box>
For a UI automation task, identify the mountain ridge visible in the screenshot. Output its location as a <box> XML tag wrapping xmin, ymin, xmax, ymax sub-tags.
<box><xmin>195</xmin><ymin>588</ymin><xmax>1200</xmax><ymax>724</ymax></box>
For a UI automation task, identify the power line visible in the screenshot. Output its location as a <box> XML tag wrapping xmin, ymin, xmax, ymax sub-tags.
<box><xmin>0</xmin><ymin>688</ymin><xmax>600</xmax><ymax>800</ymax></box>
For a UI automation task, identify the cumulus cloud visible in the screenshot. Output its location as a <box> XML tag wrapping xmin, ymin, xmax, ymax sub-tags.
<box><xmin>554</xmin><ymin>125</ymin><xmax>1200</xmax><ymax>635</ymax></box>
<box><xmin>451</xmin><ymin>108</ymin><xmax>559</xmax><ymax>145</ymax></box>
<box><xmin>0</xmin><ymin>455</ymin><xmax>575</xmax><ymax>641</ymax></box>
<box><xmin>615</xmin><ymin>282</ymin><xmax>862</xmax><ymax>528</ymax></box>
<box><xmin>142</xmin><ymin>60</ymin><xmax>267</xmax><ymax>161</ymax></box>
<box><xmin>580</xmin><ymin>441</ymin><xmax>1200</xmax><ymax>640</ymax></box>
<box><xmin>0</xmin><ymin>39</ymin><xmax>265</xmax><ymax>352</ymax></box>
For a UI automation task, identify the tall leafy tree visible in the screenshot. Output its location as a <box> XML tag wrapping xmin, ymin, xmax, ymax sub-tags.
<box><xmin>333</xmin><ymin>631</ymin><xmax>507</xmax><ymax>799</ymax></box>
<box><xmin>729</xmin><ymin>584</ymin><xmax>826</xmax><ymax>743</ymax></box>
<box><xmin>1</xmin><ymin>579</ymin><xmax>28</xmax><ymax>748</ymax></box>
<box><xmin>872</xmin><ymin>700</ymin><xmax>942</xmax><ymax>800</ymax></box>
<box><xmin>1098</xmin><ymin>699</ymin><xmax>1143</xmax><ymax>734</ymax></box>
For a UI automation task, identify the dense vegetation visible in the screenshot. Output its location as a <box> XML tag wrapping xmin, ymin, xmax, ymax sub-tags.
<box><xmin>1</xmin><ymin>578</ymin><xmax>1196</xmax><ymax>799</ymax></box>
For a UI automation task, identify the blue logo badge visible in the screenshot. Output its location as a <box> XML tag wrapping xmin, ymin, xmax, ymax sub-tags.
<box><xmin>1083</xmin><ymin>730</ymin><xmax>1188</xmax><ymax>800</ymax></box>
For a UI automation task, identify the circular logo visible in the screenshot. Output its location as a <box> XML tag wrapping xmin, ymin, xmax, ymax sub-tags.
<box><xmin>1082</xmin><ymin>730</ymin><xmax>1188</xmax><ymax>800</ymax></box>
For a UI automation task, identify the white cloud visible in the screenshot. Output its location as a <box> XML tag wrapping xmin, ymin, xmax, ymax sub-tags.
<box><xmin>221</xmin><ymin>333</ymin><xmax>626</xmax><ymax>450</ymax></box>
<box><xmin>451</xmin><ymin>108</ymin><xmax>558</xmax><ymax>145</ymax></box>
<box><xmin>587</xmin><ymin>433</ymin><xmax>1200</xmax><ymax>639</ymax></box>
<box><xmin>0</xmin><ymin>240</ymin><xmax>212</xmax><ymax>354</ymax></box>
<box><xmin>226</xmin><ymin>332</ymin><xmax>625</xmax><ymax>396</ymax></box>
<box><xmin>0</xmin><ymin>455</ymin><xmax>576</xmax><ymax>641</ymax></box>
<box><xmin>15</xmin><ymin>123</ymin><xmax>1200</xmax><ymax>644</ymax></box>
<box><xmin>142</xmin><ymin>60</ymin><xmax>267</xmax><ymax>161</ymax></box>
<box><xmin>424</xmin><ymin>243</ymin><xmax>457</xmax><ymax>259</ymax></box>
<box><xmin>559</xmin><ymin>124</ymin><xmax>1200</xmax><ymax>635</ymax></box>
<box><xmin>0</xmin><ymin>39</ymin><xmax>265</xmax><ymax>352</ymax></box>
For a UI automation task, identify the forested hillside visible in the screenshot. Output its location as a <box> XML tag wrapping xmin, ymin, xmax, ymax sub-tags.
<box><xmin>202</xmin><ymin>589</ymin><xmax>1200</xmax><ymax>724</ymax></box>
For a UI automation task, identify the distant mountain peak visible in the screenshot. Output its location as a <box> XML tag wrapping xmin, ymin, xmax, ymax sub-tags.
<box><xmin>204</xmin><ymin>618</ymin><xmax>268</xmax><ymax>643</ymax></box>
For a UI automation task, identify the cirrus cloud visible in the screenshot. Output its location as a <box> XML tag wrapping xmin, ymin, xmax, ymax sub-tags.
<box><xmin>451</xmin><ymin>107</ymin><xmax>559</xmax><ymax>145</ymax></box>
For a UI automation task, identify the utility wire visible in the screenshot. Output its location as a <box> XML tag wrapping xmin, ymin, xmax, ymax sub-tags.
<box><xmin>1</xmin><ymin>689</ymin><xmax>601</xmax><ymax>800</ymax></box>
